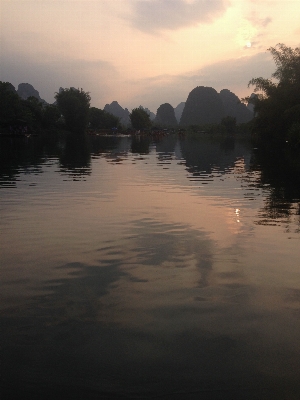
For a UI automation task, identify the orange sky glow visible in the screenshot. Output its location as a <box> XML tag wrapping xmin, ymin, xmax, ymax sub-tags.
<box><xmin>1</xmin><ymin>0</ymin><xmax>300</xmax><ymax>112</ymax></box>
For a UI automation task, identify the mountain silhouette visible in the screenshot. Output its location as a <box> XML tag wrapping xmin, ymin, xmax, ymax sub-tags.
<box><xmin>17</xmin><ymin>83</ymin><xmax>47</xmax><ymax>104</ymax></box>
<box><xmin>154</xmin><ymin>103</ymin><xmax>177</xmax><ymax>127</ymax></box>
<box><xmin>174</xmin><ymin>102</ymin><xmax>185</xmax><ymax>123</ymax></box>
<box><xmin>219</xmin><ymin>89</ymin><xmax>253</xmax><ymax>123</ymax></box>
<box><xmin>104</xmin><ymin>101</ymin><xmax>130</xmax><ymax>126</ymax></box>
<box><xmin>180</xmin><ymin>86</ymin><xmax>224</xmax><ymax>126</ymax></box>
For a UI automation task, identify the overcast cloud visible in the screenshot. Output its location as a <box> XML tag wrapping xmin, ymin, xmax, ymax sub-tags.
<box><xmin>1</xmin><ymin>47</ymin><xmax>276</xmax><ymax>112</ymax></box>
<box><xmin>129</xmin><ymin>0</ymin><xmax>230</xmax><ymax>33</ymax></box>
<box><xmin>246</xmin><ymin>12</ymin><xmax>272</xmax><ymax>28</ymax></box>
<box><xmin>1</xmin><ymin>48</ymin><xmax>118</xmax><ymax>105</ymax></box>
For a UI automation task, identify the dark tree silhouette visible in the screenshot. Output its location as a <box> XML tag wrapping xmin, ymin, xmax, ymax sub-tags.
<box><xmin>42</xmin><ymin>104</ymin><xmax>61</xmax><ymax>128</ymax></box>
<box><xmin>247</xmin><ymin>44</ymin><xmax>300</xmax><ymax>147</ymax></box>
<box><xmin>129</xmin><ymin>107</ymin><xmax>151</xmax><ymax>130</ymax></box>
<box><xmin>89</xmin><ymin>107</ymin><xmax>120</xmax><ymax>130</ymax></box>
<box><xmin>0</xmin><ymin>81</ymin><xmax>34</xmax><ymax>130</ymax></box>
<box><xmin>55</xmin><ymin>88</ymin><xmax>91</xmax><ymax>133</ymax></box>
<box><xmin>221</xmin><ymin>116</ymin><xmax>236</xmax><ymax>134</ymax></box>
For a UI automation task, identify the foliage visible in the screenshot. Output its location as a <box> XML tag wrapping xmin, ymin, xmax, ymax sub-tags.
<box><xmin>55</xmin><ymin>88</ymin><xmax>91</xmax><ymax>133</ymax></box>
<box><xmin>21</xmin><ymin>98</ymin><xmax>61</xmax><ymax>130</ymax></box>
<box><xmin>0</xmin><ymin>81</ymin><xmax>31</xmax><ymax>129</ymax></box>
<box><xmin>0</xmin><ymin>81</ymin><xmax>63</xmax><ymax>132</ymax></box>
<box><xmin>287</xmin><ymin>122</ymin><xmax>300</xmax><ymax>148</ymax></box>
<box><xmin>235</xmin><ymin>120</ymin><xmax>253</xmax><ymax>135</ymax></box>
<box><xmin>247</xmin><ymin>43</ymin><xmax>300</xmax><ymax>147</ymax></box>
<box><xmin>129</xmin><ymin>107</ymin><xmax>151</xmax><ymax>130</ymax></box>
<box><xmin>186</xmin><ymin>123</ymin><xmax>225</xmax><ymax>134</ymax></box>
<box><xmin>42</xmin><ymin>104</ymin><xmax>61</xmax><ymax>128</ymax></box>
<box><xmin>21</xmin><ymin>96</ymin><xmax>44</xmax><ymax>131</ymax></box>
<box><xmin>221</xmin><ymin>116</ymin><xmax>236</xmax><ymax>134</ymax></box>
<box><xmin>185</xmin><ymin>120</ymin><xmax>252</xmax><ymax>137</ymax></box>
<box><xmin>89</xmin><ymin>107</ymin><xmax>120</xmax><ymax>130</ymax></box>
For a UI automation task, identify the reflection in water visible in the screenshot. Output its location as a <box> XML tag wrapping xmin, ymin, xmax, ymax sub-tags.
<box><xmin>179</xmin><ymin>135</ymin><xmax>252</xmax><ymax>178</ymax></box>
<box><xmin>59</xmin><ymin>134</ymin><xmax>91</xmax><ymax>179</ymax></box>
<box><xmin>0</xmin><ymin>136</ymin><xmax>45</xmax><ymax>187</ymax></box>
<box><xmin>1</xmin><ymin>133</ymin><xmax>300</xmax><ymax>399</ymax></box>
<box><xmin>131</xmin><ymin>135</ymin><xmax>151</xmax><ymax>154</ymax></box>
<box><xmin>249</xmin><ymin>147</ymin><xmax>300</xmax><ymax>231</ymax></box>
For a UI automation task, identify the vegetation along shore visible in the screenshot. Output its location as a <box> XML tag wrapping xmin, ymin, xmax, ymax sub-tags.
<box><xmin>1</xmin><ymin>44</ymin><xmax>299</xmax><ymax>151</ymax></box>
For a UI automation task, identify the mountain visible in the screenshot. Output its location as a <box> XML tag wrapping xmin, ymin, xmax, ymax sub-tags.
<box><xmin>17</xmin><ymin>83</ymin><xmax>47</xmax><ymax>104</ymax></box>
<box><xmin>174</xmin><ymin>102</ymin><xmax>185</xmax><ymax>123</ymax></box>
<box><xmin>180</xmin><ymin>86</ymin><xmax>224</xmax><ymax>126</ymax></box>
<box><xmin>219</xmin><ymin>89</ymin><xmax>253</xmax><ymax>123</ymax></box>
<box><xmin>104</xmin><ymin>101</ymin><xmax>130</xmax><ymax>126</ymax></box>
<box><xmin>154</xmin><ymin>103</ymin><xmax>177</xmax><ymax>127</ymax></box>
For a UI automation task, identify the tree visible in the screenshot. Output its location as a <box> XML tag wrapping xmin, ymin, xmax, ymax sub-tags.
<box><xmin>21</xmin><ymin>96</ymin><xmax>44</xmax><ymax>131</ymax></box>
<box><xmin>42</xmin><ymin>104</ymin><xmax>61</xmax><ymax>128</ymax></box>
<box><xmin>55</xmin><ymin>88</ymin><xmax>91</xmax><ymax>133</ymax></box>
<box><xmin>129</xmin><ymin>107</ymin><xmax>151</xmax><ymax>130</ymax></box>
<box><xmin>0</xmin><ymin>81</ymin><xmax>36</xmax><ymax>131</ymax></box>
<box><xmin>89</xmin><ymin>107</ymin><xmax>120</xmax><ymax>130</ymax></box>
<box><xmin>247</xmin><ymin>44</ymin><xmax>300</xmax><ymax>146</ymax></box>
<box><xmin>221</xmin><ymin>116</ymin><xmax>236</xmax><ymax>134</ymax></box>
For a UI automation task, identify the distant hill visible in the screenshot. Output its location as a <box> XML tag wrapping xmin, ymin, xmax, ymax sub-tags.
<box><xmin>154</xmin><ymin>103</ymin><xmax>177</xmax><ymax>127</ymax></box>
<box><xmin>219</xmin><ymin>89</ymin><xmax>253</xmax><ymax>123</ymax></box>
<box><xmin>179</xmin><ymin>86</ymin><xmax>254</xmax><ymax>126</ymax></box>
<box><xmin>104</xmin><ymin>101</ymin><xmax>130</xmax><ymax>126</ymax></box>
<box><xmin>6</xmin><ymin>82</ymin><xmax>254</xmax><ymax>126</ymax></box>
<box><xmin>17</xmin><ymin>83</ymin><xmax>47</xmax><ymax>104</ymax></box>
<box><xmin>180</xmin><ymin>86</ymin><xmax>224</xmax><ymax>126</ymax></box>
<box><xmin>174</xmin><ymin>102</ymin><xmax>185</xmax><ymax>123</ymax></box>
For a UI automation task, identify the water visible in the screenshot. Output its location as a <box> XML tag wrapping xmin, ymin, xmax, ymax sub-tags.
<box><xmin>1</xmin><ymin>133</ymin><xmax>300</xmax><ymax>399</ymax></box>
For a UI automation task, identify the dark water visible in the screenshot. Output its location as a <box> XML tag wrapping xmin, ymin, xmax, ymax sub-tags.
<box><xmin>1</xmin><ymin>133</ymin><xmax>300</xmax><ymax>399</ymax></box>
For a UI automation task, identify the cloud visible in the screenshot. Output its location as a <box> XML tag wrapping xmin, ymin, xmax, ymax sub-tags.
<box><xmin>129</xmin><ymin>0</ymin><xmax>230</xmax><ymax>33</ymax></box>
<box><xmin>196</xmin><ymin>51</ymin><xmax>274</xmax><ymax>89</ymax></box>
<box><xmin>246</xmin><ymin>12</ymin><xmax>272</xmax><ymax>28</ymax></box>
<box><xmin>0</xmin><ymin>42</ymin><xmax>276</xmax><ymax>114</ymax></box>
<box><xmin>0</xmin><ymin>48</ymin><xmax>119</xmax><ymax>105</ymax></box>
<box><xmin>127</xmin><ymin>51</ymin><xmax>275</xmax><ymax>110</ymax></box>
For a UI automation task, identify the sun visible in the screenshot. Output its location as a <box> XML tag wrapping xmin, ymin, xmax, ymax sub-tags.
<box><xmin>236</xmin><ymin>19</ymin><xmax>256</xmax><ymax>48</ymax></box>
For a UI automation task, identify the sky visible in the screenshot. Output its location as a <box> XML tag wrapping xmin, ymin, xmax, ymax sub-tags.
<box><xmin>1</xmin><ymin>0</ymin><xmax>300</xmax><ymax>112</ymax></box>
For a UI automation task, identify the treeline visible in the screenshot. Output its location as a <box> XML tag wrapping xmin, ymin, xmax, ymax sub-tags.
<box><xmin>1</xmin><ymin>42</ymin><xmax>299</xmax><ymax>147</ymax></box>
<box><xmin>0</xmin><ymin>84</ymin><xmax>121</xmax><ymax>134</ymax></box>
<box><xmin>245</xmin><ymin>43</ymin><xmax>300</xmax><ymax>149</ymax></box>
<box><xmin>0</xmin><ymin>80</ymin><xmax>256</xmax><ymax>137</ymax></box>
<box><xmin>0</xmin><ymin>83</ymin><xmax>163</xmax><ymax>135</ymax></box>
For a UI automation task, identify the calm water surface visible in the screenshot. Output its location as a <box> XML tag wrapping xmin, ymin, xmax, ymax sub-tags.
<box><xmin>1</xmin><ymin>134</ymin><xmax>300</xmax><ymax>399</ymax></box>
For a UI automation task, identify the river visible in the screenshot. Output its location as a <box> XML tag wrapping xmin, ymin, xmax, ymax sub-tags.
<box><xmin>1</xmin><ymin>133</ymin><xmax>300</xmax><ymax>399</ymax></box>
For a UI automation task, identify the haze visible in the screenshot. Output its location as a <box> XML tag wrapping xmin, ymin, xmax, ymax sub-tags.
<box><xmin>1</xmin><ymin>0</ymin><xmax>300</xmax><ymax>112</ymax></box>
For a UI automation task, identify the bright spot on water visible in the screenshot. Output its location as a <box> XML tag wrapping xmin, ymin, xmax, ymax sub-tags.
<box><xmin>235</xmin><ymin>208</ymin><xmax>240</xmax><ymax>223</ymax></box>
